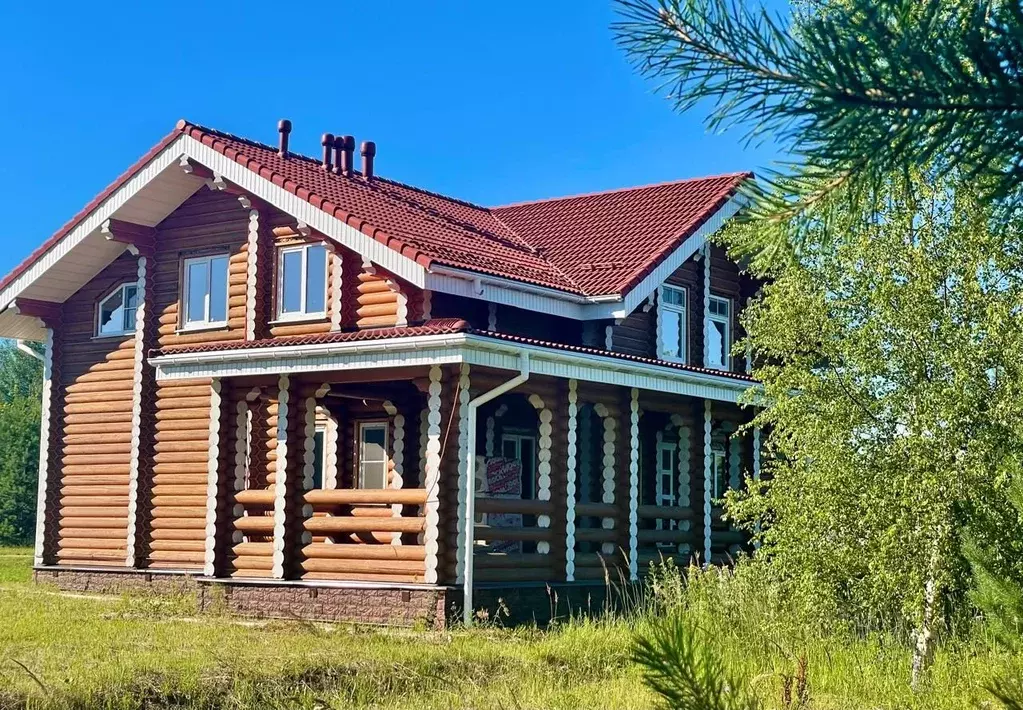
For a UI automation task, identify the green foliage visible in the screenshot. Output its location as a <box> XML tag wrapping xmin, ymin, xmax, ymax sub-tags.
<box><xmin>633</xmin><ymin>614</ymin><xmax>760</xmax><ymax>710</ymax></box>
<box><xmin>613</xmin><ymin>0</ymin><xmax>1023</xmax><ymax>258</ymax></box>
<box><xmin>0</xmin><ymin>395</ymin><xmax>41</xmax><ymax>544</ymax></box>
<box><xmin>0</xmin><ymin>341</ymin><xmax>42</xmax><ymax>544</ymax></box>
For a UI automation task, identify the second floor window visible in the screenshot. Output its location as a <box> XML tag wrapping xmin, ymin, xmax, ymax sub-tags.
<box><xmin>706</xmin><ymin>296</ymin><xmax>731</xmax><ymax>370</ymax></box>
<box><xmin>658</xmin><ymin>286</ymin><xmax>688</xmax><ymax>363</ymax></box>
<box><xmin>96</xmin><ymin>283</ymin><xmax>138</xmax><ymax>337</ymax></box>
<box><xmin>278</xmin><ymin>243</ymin><xmax>327</xmax><ymax>320</ymax></box>
<box><xmin>183</xmin><ymin>254</ymin><xmax>229</xmax><ymax>328</ymax></box>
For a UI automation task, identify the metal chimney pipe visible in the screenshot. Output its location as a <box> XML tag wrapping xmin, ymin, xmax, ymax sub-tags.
<box><xmin>341</xmin><ymin>135</ymin><xmax>355</xmax><ymax>176</ymax></box>
<box><xmin>277</xmin><ymin>119</ymin><xmax>292</xmax><ymax>158</ymax></box>
<box><xmin>321</xmin><ymin>133</ymin><xmax>335</xmax><ymax>171</ymax></box>
<box><xmin>361</xmin><ymin>140</ymin><xmax>376</xmax><ymax>181</ymax></box>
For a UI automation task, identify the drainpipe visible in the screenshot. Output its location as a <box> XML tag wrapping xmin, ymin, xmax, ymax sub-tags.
<box><xmin>15</xmin><ymin>340</ymin><xmax>44</xmax><ymax>363</ymax></box>
<box><xmin>463</xmin><ymin>352</ymin><xmax>530</xmax><ymax>626</ymax></box>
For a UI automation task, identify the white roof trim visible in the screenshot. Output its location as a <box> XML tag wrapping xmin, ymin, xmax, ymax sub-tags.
<box><xmin>149</xmin><ymin>332</ymin><xmax>755</xmax><ymax>403</ymax></box>
<box><xmin>0</xmin><ymin>136</ymin><xmax>190</xmax><ymax>312</ymax></box>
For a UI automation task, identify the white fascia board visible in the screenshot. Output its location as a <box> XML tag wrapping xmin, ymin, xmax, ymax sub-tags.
<box><xmin>424</xmin><ymin>269</ymin><xmax>588</xmax><ymax>320</ymax></box>
<box><xmin>150</xmin><ymin>331</ymin><xmax>754</xmax><ymax>403</ymax></box>
<box><xmin>181</xmin><ymin>136</ymin><xmax>426</xmax><ymax>288</ymax></box>
<box><xmin>0</xmin><ymin>136</ymin><xmax>190</xmax><ymax>312</ymax></box>
<box><xmin>461</xmin><ymin>335</ymin><xmax>754</xmax><ymax>404</ymax></box>
<box><xmin>151</xmin><ymin>333</ymin><xmax>467</xmax><ymax>381</ymax></box>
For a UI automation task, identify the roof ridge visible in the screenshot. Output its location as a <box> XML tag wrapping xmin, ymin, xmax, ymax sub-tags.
<box><xmin>490</xmin><ymin>171</ymin><xmax>753</xmax><ymax>211</ymax></box>
<box><xmin>181</xmin><ymin>120</ymin><xmax>548</xmax><ymax>258</ymax></box>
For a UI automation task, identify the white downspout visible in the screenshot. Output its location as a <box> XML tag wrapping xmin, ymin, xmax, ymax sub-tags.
<box><xmin>463</xmin><ymin>352</ymin><xmax>530</xmax><ymax>626</ymax></box>
<box><xmin>15</xmin><ymin>339</ymin><xmax>45</xmax><ymax>363</ymax></box>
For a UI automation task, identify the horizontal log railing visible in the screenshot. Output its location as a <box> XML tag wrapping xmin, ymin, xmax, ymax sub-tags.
<box><xmin>472</xmin><ymin>497</ymin><xmax>559</xmax><ymax>582</ymax></box>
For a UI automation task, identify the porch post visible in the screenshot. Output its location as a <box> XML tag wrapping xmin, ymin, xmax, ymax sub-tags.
<box><xmin>32</xmin><ymin>328</ymin><xmax>55</xmax><ymax>568</ymax></box>
<box><xmin>531</xmin><ymin>393</ymin><xmax>554</xmax><ymax>556</ymax></box>
<box><xmin>422</xmin><ymin>365</ymin><xmax>444</xmax><ymax>584</ymax></box>
<box><xmin>671</xmin><ymin>414</ymin><xmax>692</xmax><ymax>557</ymax></box>
<box><xmin>565</xmin><ymin>379</ymin><xmax>578</xmax><ymax>581</ymax></box>
<box><xmin>628</xmin><ymin>388</ymin><xmax>640</xmax><ymax>581</ymax></box>
<box><xmin>753</xmin><ymin>426</ymin><xmax>762</xmax><ymax>549</ymax></box>
<box><xmin>125</xmin><ymin>254</ymin><xmax>149</xmax><ymax>568</ymax></box>
<box><xmin>454</xmin><ymin>364</ymin><xmax>471</xmax><ymax>583</ymax></box>
<box><xmin>703</xmin><ymin>398</ymin><xmax>713</xmax><ymax>566</ymax></box>
<box><xmin>202</xmin><ymin>379</ymin><xmax>224</xmax><ymax>576</ymax></box>
<box><xmin>596</xmin><ymin>403</ymin><xmax>617</xmax><ymax>555</ymax></box>
<box><xmin>271</xmin><ymin>375</ymin><xmax>291</xmax><ymax>579</ymax></box>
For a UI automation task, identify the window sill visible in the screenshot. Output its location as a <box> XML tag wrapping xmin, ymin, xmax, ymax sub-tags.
<box><xmin>270</xmin><ymin>315</ymin><xmax>329</xmax><ymax>325</ymax></box>
<box><xmin>92</xmin><ymin>332</ymin><xmax>133</xmax><ymax>341</ymax></box>
<box><xmin>176</xmin><ymin>323</ymin><xmax>229</xmax><ymax>335</ymax></box>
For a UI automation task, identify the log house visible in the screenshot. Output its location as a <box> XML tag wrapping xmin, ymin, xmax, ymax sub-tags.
<box><xmin>1</xmin><ymin>119</ymin><xmax>762</xmax><ymax>627</ymax></box>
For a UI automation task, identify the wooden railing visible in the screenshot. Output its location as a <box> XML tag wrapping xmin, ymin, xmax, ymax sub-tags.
<box><xmin>472</xmin><ymin>497</ymin><xmax>558</xmax><ymax>582</ymax></box>
<box><xmin>228</xmin><ymin>488</ymin><xmax>429</xmax><ymax>582</ymax></box>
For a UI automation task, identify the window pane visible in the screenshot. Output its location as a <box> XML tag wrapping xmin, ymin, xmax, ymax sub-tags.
<box><xmin>305</xmin><ymin>245</ymin><xmax>327</xmax><ymax>313</ymax></box>
<box><xmin>361</xmin><ymin>461</ymin><xmax>387</xmax><ymax>489</ymax></box>
<box><xmin>186</xmin><ymin>261</ymin><xmax>208</xmax><ymax>323</ymax></box>
<box><xmin>123</xmin><ymin>307</ymin><xmax>137</xmax><ymax>333</ymax></box>
<box><xmin>501</xmin><ymin>438</ymin><xmax>517</xmax><ymax>459</ymax></box>
<box><xmin>663</xmin><ymin>287</ymin><xmax>685</xmax><ymax>307</ymax></box>
<box><xmin>98</xmin><ymin>288</ymin><xmax>125</xmax><ymax>335</ymax></box>
<box><xmin>208</xmin><ymin>256</ymin><xmax>228</xmax><ymax>323</ymax></box>
<box><xmin>280</xmin><ymin>250</ymin><xmax>303</xmax><ymax>314</ymax></box>
<box><xmin>707</xmin><ymin>320</ymin><xmax>726</xmax><ymax>367</ymax></box>
<box><xmin>124</xmin><ymin>285</ymin><xmax>138</xmax><ymax>310</ymax></box>
<box><xmin>660</xmin><ymin>447</ymin><xmax>673</xmax><ymax>472</ymax></box>
<box><xmin>661</xmin><ymin>311</ymin><xmax>682</xmax><ymax>358</ymax></box>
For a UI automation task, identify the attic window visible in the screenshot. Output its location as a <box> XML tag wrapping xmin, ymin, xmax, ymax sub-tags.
<box><xmin>658</xmin><ymin>285</ymin><xmax>687</xmax><ymax>364</ymax></box>
<box><xmin>277</xmin><ymin>243</ymin><xmax>328</xmax><ymax>320</ymax></box>
<box><xmin>96</xmin><ymin>283</ymin><xmax>138</xmax><ymax>337</ymax></box>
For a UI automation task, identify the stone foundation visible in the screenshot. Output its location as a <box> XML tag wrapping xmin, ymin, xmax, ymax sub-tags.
<box><xmin>35</xmin><ymin>568</ymin><xmax>449</xmax><ymax>629</ymax></box>
<box><xmin>34</xmin><ymin>569</ymin><xmax>624</xmax><ymax>628</ymax></box>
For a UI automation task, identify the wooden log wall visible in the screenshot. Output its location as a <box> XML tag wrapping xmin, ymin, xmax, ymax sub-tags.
<box><xmin>54</xmin><ymin>253</ymin><xmax>140</xmax><ymax>565</ymax></box>
<box><xmin>228</xmin><ymin>388</ymin><xmax>277</xmax><ymax>577</ymax></box>
<box><xmin>355</xmin><ymin>266</ymin><xmax>405</xmax><ymax>329</ymax></box>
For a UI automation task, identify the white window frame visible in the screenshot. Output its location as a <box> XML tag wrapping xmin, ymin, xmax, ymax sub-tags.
<box><xmin>276</xmin><ymin>242</ymin><xmax>329</xmax><ymax>322</ymax></box>
<box><xmin>501</xmin><ymin>432</ymin><xmax>538</xmax><ymax>499</ymax></box>
<box><xmin>706</xmin><ymin>295</ymin><xmax>732</xmax><ymax>371</ymax></box>
<box><xmin>181</xmin><ymin>254</ymin><xmax>229</xmax><ymax>330</ymax></box>
<box><xmin>95</xmin><ymin>282</ymin><xmax>138</xmax><ymax>338</ymax></box>
<box><xmin>711</xmin><ymin>440</ymin><xmax>727</xmax><ymax>499</ymax></box>
<box><xmin>655</xmin><ymin>440</ymin><xmax>677</xmax><ymax>533</ymax></box>
<box><xmin>658</xmin><ymin>285</ymin><xmax>688</xmax><ymax>364</ymax></box>
<box><xmin>356</xmin><ymin>421</ymin><xmax>390</xmax><ymax>490</ymax></box>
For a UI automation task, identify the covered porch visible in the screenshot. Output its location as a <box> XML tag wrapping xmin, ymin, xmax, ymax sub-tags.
<box><xmin>151</xmin><ymin>331</ymin><xmax>760</xmax><ymax>620</ymax></box>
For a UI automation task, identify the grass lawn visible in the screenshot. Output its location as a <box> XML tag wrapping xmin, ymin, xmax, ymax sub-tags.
<box><xmin>0</xmin><ymin>547</ymin><xmax>1018</xmax><ymax>709</ymax></box>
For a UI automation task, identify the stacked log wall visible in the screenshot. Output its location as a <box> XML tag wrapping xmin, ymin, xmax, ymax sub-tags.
<box><xmin>144</xmin><ymin>188</ymin><xmax>249</xmax><ymax>570</ymax></box>
<box><xmin>54</xmin><ymin>253</ymin><xmax>140</xmax><ymax>565</ymax></box>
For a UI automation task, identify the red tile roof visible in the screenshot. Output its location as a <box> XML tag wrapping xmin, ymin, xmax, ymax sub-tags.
<box><xmin>153</xmin><ymin>318</ymin><xmax>757</xmax><ymax>384</ymax></box>
<box><xmin>1</xmin><ymin>120</ymin><xmax>750</xmax><ymax>300</ymax></box>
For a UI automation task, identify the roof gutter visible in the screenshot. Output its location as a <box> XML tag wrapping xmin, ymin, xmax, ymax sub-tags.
<box><xmin>462</xmin><ymin>352</ymin><xmax>530</xmax><ymax>626</ymax></box>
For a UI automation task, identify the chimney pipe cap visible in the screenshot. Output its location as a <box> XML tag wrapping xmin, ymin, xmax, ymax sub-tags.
<box><xmin>360</xmin><ymin>140</ymin><xmax>376</xmax><ymax>157</ymax></box>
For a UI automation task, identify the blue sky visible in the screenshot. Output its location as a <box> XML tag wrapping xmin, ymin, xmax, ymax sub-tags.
<box><xmin>0</xmin><ymin>1</ymin><xmax>788</xmax><ymax>278</ymax></box>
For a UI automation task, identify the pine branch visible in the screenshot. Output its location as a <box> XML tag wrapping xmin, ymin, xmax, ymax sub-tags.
<box><xmin>613</xmin><ymin>0</ymin><xmax>1023</xmax><ymax>256</ymax></box>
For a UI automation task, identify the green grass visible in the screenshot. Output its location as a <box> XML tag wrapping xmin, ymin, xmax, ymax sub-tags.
<box><xmin>0</xmin><ymin>549</ymin><xmax>1017</xmax><ymax>709</ymax></box>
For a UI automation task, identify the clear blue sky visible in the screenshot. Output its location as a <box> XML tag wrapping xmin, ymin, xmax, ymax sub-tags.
<box><xmin>0</xmin><ymin>1</ymin><xmax>789</xmax><ymax>279</ymax></box>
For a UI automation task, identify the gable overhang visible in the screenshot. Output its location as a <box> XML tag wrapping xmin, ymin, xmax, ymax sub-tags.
<box><xmin>421</xmin><ymin>193</ymin><xmax>747</xmax><ymax>321</ymax></box>
<box><xmin>0</xmin><ymin>134</ymin><xmax>433</xmax><ymax>340</ymax></box>
<box><xmin>150</xmin><ymin>332</ymin><xmax>755</xmax><ymax>404</ymax></box>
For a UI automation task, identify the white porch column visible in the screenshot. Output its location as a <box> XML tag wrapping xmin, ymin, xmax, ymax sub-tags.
<box><xmin>454</xmin><ymin>364</ymin><xmax>472</xmax><ymax>583</ymax></box>
<box><xmin>422</xmin><ymin>365</ymin><xmax>444</xmax><ymax>584</ymax></box>
<box><xmin>671</xmin><ymin>414</ymin><xmax>692</xmax><ymax>557</ymax></box>
<box><xmin>753</xmin><ymin>426</ymin><xmax>762</xmax><ymax>549</ymax></box>
<box><xmin>271</xmin><ymin>375</ymin><xmax>291</xmax><ymax>579</ymax></box>
<box><xmin>565</xmin><ymin>379</ymin><xmax>578</xmax><ymax>581</ymax></box>
<box><xmin>628</xmin><ymin>388</ymin><xmax>640</xmax><ymax>581</ymax></box>
<box><xmin>202</xmin><ymin>379</ymin><xmax>224</xmax><ymax>576</ymax></box>
<box><xmin>530</xmin><ymin>394</ymin><xmax>554</xmax><ymax>555</ymax></box>
<box><xmin>32</xmin><ymin>329</ymin><xmax>55</xmax><ymax>568</ymax></box>
<box><xmin>596</xmin><ymin>404</ymin><xmax>617</xmax><ymax>555</ymax></box>
<box><xmin>703</xmin><ymin>399</ymin><xmax>713</xmax><ymax>566</ymax></box>
<box><xmin>125</xmin><ymin>254</ymin><xmax>149</xmax><ymax>568</ymax></box>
